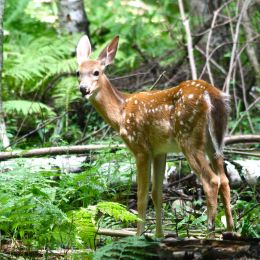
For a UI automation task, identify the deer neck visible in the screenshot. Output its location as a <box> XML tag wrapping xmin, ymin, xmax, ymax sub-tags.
<box><xmin>90</xmin><ymin>75</ymin><xmax>125</xmax><ymax>131</ymax></box>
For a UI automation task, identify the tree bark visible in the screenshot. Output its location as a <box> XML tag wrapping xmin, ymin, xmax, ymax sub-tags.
<box><xmin>178</xmin><ymin>0</ymin><xmax>197</xmax><ymax>79</ymax></box>
<box><xmin>241</xmin><ymin>0</ymin><xmax>260</xmax><ymax>86</ymax></box>
<box><xmin>0</xmin><ymin>0</ymin><xmax>10</xmax><ymax>150</ymax></box>
<box><xmin>57</xmin><ymin>0</ymin><xmax>90</xmax><ymax>37</ymax></box>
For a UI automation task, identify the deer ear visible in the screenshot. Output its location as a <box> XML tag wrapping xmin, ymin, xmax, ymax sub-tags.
<box><xmin>98</xmin><ymin>36</ymin><xmax>119</xmax><ymax>67</ymax></box>
<box><xmin>76</xmin><ymin>35</ymin><xmax>92</xmax><ymax>65</ymax></box>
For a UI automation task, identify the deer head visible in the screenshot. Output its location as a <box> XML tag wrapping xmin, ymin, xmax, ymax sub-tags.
<box><xmin>76</xmin><ymin>35</ymin><xmax>119</xmax><ymax>99</ymax></box>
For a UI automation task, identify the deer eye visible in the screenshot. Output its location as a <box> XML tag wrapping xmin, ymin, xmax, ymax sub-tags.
<box><xmin>76</xmin><ymin>71</ymin><xmax>80</xmax><ymax>77</ymax></box>
<box><xmin>93</xmin><ymin>70</ymin><xmax>99</xmax><ymax>76</ymax></box>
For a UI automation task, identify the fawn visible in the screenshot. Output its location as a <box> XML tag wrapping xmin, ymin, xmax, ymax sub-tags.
<box><xmin>76</xmin><ymin>35</ymin><xmax>234</xmax><ymax>237</ymax></box>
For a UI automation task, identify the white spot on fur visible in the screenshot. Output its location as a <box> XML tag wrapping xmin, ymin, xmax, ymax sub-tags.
<box><xmin>120</xmin><ymin>128</ymin><xmax>128</xmax><ymax>136</ymax></box>
<box><xmin>134</xmin><ymin>100</ymin><xmax>138</xmax><ymax>104</ymax></box>
<box><xmin>188</xmin><ymin>94</ymin><xmax>194</xmax><ymax>99</ymax></box>
<box><xmin>191</xmin><ymin>82</ymin><xmax>196</xmax><ymax>85</ymax></box>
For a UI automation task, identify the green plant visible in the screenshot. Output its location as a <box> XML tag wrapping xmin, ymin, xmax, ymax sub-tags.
<box><xmin>232</xmin><ymin>195</ymin><xmax>259</xmax><ymax>238</ymax></box>
<box><xmin>0</xmin><ymin>149</ymin><xmax>137</xmax><ymax>251</ymax></box>
<box><xmin>94</xmin><ymin>236</ymin><xmax>159</xmax><ymax>260</ymax></box>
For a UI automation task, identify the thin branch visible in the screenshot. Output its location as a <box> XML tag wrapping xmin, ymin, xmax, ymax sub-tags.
<box><xmin>205</xmin><ymin>8</ymin><xmax>220</xmax><ymax>85</ymax></box>
<box><xmin>97</xmin><ymin>228</ymin><xmax>138</xmax><ymax>237</ymax></box>
<box><xmin>224</xmin><ymin>150</ymin><xmax>260</xmax><ymax>157</ymax></box>
<box><xmin>238</xmin><ymin>57</ymin><xmax>255</xmax><ymax>133</ymax></box>
<box><xmin>230</xmin><ymin>97</ymin><xmax>260</xmax><ymax>134</ymax></box>
<box><xmin>149</xmin><ymin>71</ymin><xmax>166</xmax><ymax>90</ymax></box>
<box><xmin>4</xmin><ymin>113</ymin><xmax>68</xmax><ymax>149</ymax></box>
<box><xmin>74</xmin><ymin>124</ymin><xmax>109</xmax><ymax>145</ymax></box>
<box><xmin>226</xmin><ymin>3</ymin><xmax>254</xmax><ymax>133</ymax></box>
<box><xmin>223</xmin><ymin>0</ymin><xmax>251</xmax><ymax>93</ymax></box>
<box><xmin>178</xmin><ymin>0</ymin><xmax>197</xmax><ymax>79</ymax></box>
<box><xmin>196</xmin><ymin>46</ymin><xmax>226</xmax><ymax>76</ymax></box>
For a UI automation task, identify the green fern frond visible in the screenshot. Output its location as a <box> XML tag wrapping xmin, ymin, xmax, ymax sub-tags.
<box><xmin>68</xmin><ymin>208</ymin><xmax>97</xmax><ymax>249</ymax></box>
<box><xmin>5</xmin><ymin>0</ymin><xmax>31</xmax><ymax>26</ymax></box>
<box><xmin>97</xmin><ymin>202</ymin><xmax>140</xmax><ymax>223</ymax></box>
<box><xmin>52</xmin><ymin>77</ymin><xmax>80</xmax><ymax>110</ymax></box>
<box><xmin>4</xmin><ymin>36</ymin><xmax>78</xmax><ymax>92</ymax></box>
<box><xmin>3</xmin><ymin>100</ymin><xmax>55</xmax><ymax>117</ymax></box>
<box><xmin>94</xmin><ymin>236</ymin><xmax>159</xmax><ymax>260</ymax></box>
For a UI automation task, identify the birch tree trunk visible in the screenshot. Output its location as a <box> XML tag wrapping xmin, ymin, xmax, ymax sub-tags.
<box><xmin>0</xmin><ymin>0</ymin><xmax>10</xmax><ymax>150</ymax></box>
<box><xmin>57</xmin><ymin>0</ymin><xmax>90</xmax><ymax>37</ymax></box>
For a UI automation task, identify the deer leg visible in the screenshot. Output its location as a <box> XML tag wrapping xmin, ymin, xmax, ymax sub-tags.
<box><xmin>182</xmin><ymin>149</ymin><xmax>220</xmax><ymax>235</ymax></box>
<box><xmin>135</xmin><ymin>153</ymin><xmax>151</xmax><ymax>236</ymax></box>
<box><xmin>209</xmin><ymin>156</ymin><xmax>234</xmax><ymax>231</ymax></box>
<box><xmin>152</xmin><ymin>154</ymin><xmax>166</xmax><ymax>237</ymax></box>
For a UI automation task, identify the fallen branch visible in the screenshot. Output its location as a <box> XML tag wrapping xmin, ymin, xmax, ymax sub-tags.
<box><xmin>224</xmin><ymin>150</ymin><xmax>260</xmax><ymax>158</ymax></box>
<box><xmin>0</xmin><ymin>144</ymin><xmax>125</xmax><ymax>161</ymax></box>
<box><xmin>0</xmin><ymin>135</ymin><xmax>259</xmax><ymax>161</ymax></box>
<box><xmin>97</xmin><ymin>228</ymin><xmax>136</xmax><ymax>237</ymax></box>
<box><xmin>224</xmin><ymin>134</ymin><xmax>260</xmax><ymax>145</ymax></box>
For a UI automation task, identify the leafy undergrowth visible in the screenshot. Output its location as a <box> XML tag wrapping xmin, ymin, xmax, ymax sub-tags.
<box><xmin>0</xmin><ymin>149</ymin><xmax>259</xmax><ymax>259</ymax></box>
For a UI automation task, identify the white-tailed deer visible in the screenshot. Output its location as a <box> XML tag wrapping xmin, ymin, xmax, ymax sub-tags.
<box><xmin>76</xmin><ymin>35</ymin><xmax>234</xmax><ymax>237</ymax></box>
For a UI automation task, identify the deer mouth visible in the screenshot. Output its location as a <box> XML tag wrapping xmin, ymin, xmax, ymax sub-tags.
<box><xmin>80</xmin><ymin>87</ymin><xmax>91</xmax><ymax>97</ymax></box>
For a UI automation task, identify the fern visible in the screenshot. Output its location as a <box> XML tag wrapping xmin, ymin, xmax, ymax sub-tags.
<box><xmin>67</xmin><ymin>202</ymin><xmax>139</xmax><ymax>248</ymax></box>
<box><xmin>97</xmin><ymin>202</ymin><xmax>140</xmax><ymax>223</ymax></box>
<box><xmin>52</xmin><ymin>77</ymin><xmax>80</xmax><ymax>110</ymax></box>
<box><xmin>5</xmin><ymin>0</ymin><xmax>31</xmax><ymax>26</ymax></box>
<box><xmin>68</xmin><ymin>208</ymin><xmax>97</xmax><ymax>249</ymax></box>
<box><xmin>4</xmin><ymin>36</ymin><xmax>77</xmax><ymax>85</ymax></box>
<box><xmin>3</xmin><ymin>100</ymin><xmax>55</xmax><ymax>117</ymax></box>
<box><xmin>94</xmin><ymin>236</ymin><xmax>159</xmax><ymax>260</ymax></box>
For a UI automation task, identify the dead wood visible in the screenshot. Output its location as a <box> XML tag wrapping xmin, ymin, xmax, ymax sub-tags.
<box><xmin>0</xmin><ymin>144</ymin><xmax>125</xmax><ymax>161</ymax></box>
<box><xmin>158</xmin><ymin>238</ymin><xmax>259</xmax><ymax>259</ymax></box>
<box><xmin>0</xmin><ymin>135</ymin><xmax>259</xmax><ymax>161</ymax></box>
<box><xmin>224</xmin><ymin>134</ymin><xmax>260</xmax><ymax>145</ymax></box>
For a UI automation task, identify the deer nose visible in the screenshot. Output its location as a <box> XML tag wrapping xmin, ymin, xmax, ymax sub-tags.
<box><xmin>79</xmin><ymin>85</ymin><xmax>90</xmax><ymax>96</ymax></box>
<box><xmin>79</xmin><ymin>85</ymin><xmax>86</xmax><ymax>94</ymax></box>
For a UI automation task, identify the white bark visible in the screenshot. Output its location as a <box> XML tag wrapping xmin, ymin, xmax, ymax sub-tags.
<box><xmin>223</xmin><ymin>0</ymin><xmax>251</xmax><ymax>93</ymax></box>
<box><xmin>0</xmin><ymin>0</ymin><xmax>10</xmax><ymax>149</ymax></box>
<box><xmin>178</xmin><ymin>0</ymin><xmax>197</xmax><ymax>79</ymax></box>
<box><xmin>241</xmin><ymin>1</ymin><xmax>260</xmax><ymax>86</ymax></box>
<box><xmin>57</xmin><ymin>0</ymin><xmax>90</xmax><ymax>36</ymax></box>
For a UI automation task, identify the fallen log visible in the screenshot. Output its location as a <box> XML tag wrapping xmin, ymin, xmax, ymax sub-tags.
<box><xmin>0</xmin><ymin>135</ymin><xmax>259</xmax><ymax>161</ymax></box>
<box><xmin>0</xmin><ymin>144</ymin><xmax>125</xmax><ymax>161</ymax></box>
<box><xmin>158</xmin><ymin>238</ymin><xmax>259</xmax><ymax>259</ymax></box>
<box><xmin>224</xmin><ymin>134</ymin><xmax>260</xmax><ymax>145</ymax></box>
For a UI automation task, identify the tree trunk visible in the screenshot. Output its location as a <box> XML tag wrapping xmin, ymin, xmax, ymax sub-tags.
<box><xmin>241</xmin><ymin>0</ymin><xmax>260</xmax><ymax>86</ymax></box>
<box><xmin>0</xmin><ymin>0</ymin><xmax>10</xmax><ymax>150</ymax></box>
<box><xmin>57</xmin><ymin>0</ymin><xmax>90</xmax><ymax>37</ymax></box>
